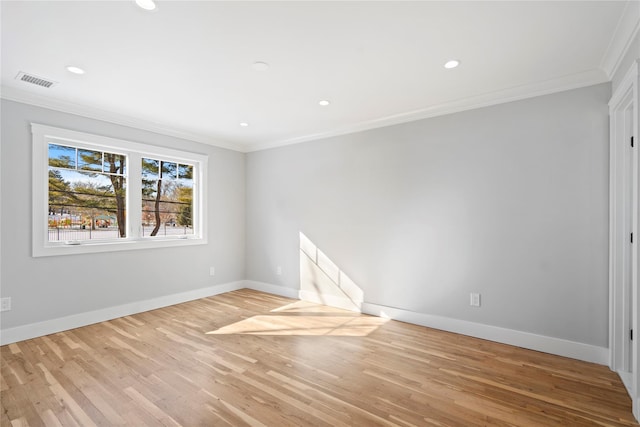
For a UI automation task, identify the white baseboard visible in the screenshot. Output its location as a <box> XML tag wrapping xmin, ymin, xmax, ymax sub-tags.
<box><xmin>243</xmin><ymin>280</ymin><xmax>300</xmax><ymax>299</ymax></box>
<box><xmin>361</xmin><ymin>301</ymin><xmax>609</xmax><ymax>365</ymax></box>
<box><xmin>0</xmin><ymin>281</ymin><xmax>245</xmax><ymax>345</ymax></box>
<box><xmin>618</xmin><ymin>370</ymin><xmax>634</xmax><ymax>397</ymax></box>
<box><xmin>291</xmin><ymin>287</ymin><xmax>608</xmax><ymax>365</ymax></box>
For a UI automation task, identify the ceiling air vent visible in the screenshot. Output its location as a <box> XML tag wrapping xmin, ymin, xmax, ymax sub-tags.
<box><xmin>15</xmin><ymin>71</ymin><xmax>58</xmax><ymax>88</ymax></box>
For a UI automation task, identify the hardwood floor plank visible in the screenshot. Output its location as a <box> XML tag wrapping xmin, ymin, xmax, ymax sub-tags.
<box><xmin>1</xmin><ymin>289</ymin><xmax>636</xmax><ymax>426</ymax></box>
<box><xmin>36</xmin><ymin>363</ymin><xmax>100</xmax><ymax>427</ymax></box>
<box><xmin>122</xmin><ymin>386</ymin><xmax>181</xmax><ymax>426</ymax></box>
<box><xmin>38</xmin><ymin>409</ymin><xmax>63</xmax><ymax>427</ymax></box>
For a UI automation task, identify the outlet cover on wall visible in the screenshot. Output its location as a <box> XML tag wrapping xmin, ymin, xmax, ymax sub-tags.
<box><xmin>470</xmin><ymin>293</ymin><xmax>481</xmax><ymax>307</ymax></box>
<box><xmin>1</xmin><ymin>297</ymin><xmax>12</xmax><ymax>312</ymax></box>
<box><xmin>276</xmin><ymin>266</ymin><xmax>282</xmax><ymax>275</ymax></box>
<box><xmin>209</xmin><ymin>266</ymin><xmax>215</xmax><ymax>276</ymax></box>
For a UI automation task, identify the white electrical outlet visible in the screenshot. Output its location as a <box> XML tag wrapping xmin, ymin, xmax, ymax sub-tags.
<box><xmin>470</xmin><ymin>293</ymin><xmax>481</xmax><ymax>307</ymax></box>
<box><xmin>276</xmin><ymin>266</ymin><xmax>282</xmax><ymax>275</ymax></box>
<box><xmin>209</xmin><ymin>266</ymin><xmax>215</xmax><ymax>276</ymax></box>
<box><xmin>1</xmin><ymin>297</ymin><xmax>12</xmax><ymax>312</ymax></box>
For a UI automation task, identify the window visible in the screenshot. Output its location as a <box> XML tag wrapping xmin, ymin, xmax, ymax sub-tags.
<box><xmin>33</xmin><ymin>124</ymin><xmax>207</xmax><ymax>257</ymax></box>
<box><xmin>48</xmin><ymin>144</ymin><xmax>127</xmax><ymax>242</ymax></box>
<box><xmin>141</xmin><ymin>158</ymin><xmax>194</xmax><ymax>237</ymax></box>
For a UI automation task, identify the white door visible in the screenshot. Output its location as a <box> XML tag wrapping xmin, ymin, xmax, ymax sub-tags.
<box><xmin>609</xmin><ymin>63</ymin><xmax>638</xmax><ymax>402</ymax></box>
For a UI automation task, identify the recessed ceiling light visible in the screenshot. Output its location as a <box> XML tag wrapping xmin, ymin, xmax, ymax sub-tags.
<box><xmin>318</xmin><ymin>100</ymin><xmax>330</xmax><ymax>106</ymax></box>
<box><xmin>444</xmin><ymin>60</ymin><xmax>460</xmax><ymax>69</ymax></box>
<box><xmin>251</xmin><ymin>62</ymin><xmax>269</xmax><ymax>71</ymax></box>
<box><xmin>135</xmin><ymin>0</ymin><xmax>156</xmax><ymax>11</ymax></box>
<box><xmin>66</xmin><ymin>66</ymin><xmax>85</xmax><ymax>75</ymax></box>
<box><xmin>240</xmin><ymin>122</ymin><xmax>249</xmax><ymax>127</ymax></box>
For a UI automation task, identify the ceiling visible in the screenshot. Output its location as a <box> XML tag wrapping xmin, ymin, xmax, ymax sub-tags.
<box><xmin>1</xmin><ymin>1</ymin><xmax>636</xmax><ymax>152</ymax></box>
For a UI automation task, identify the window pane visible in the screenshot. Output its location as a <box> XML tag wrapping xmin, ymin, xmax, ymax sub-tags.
<box><xmin>161</xmin><ymin>161</ymin><xmax>177</xmax><ymax>179</ymax></box>
<box><xmin>78</xmin><ymin>149</ymin><xmax>103</xmax><ymax>172</ymax></box>
<box><xmin>177</xmin><ymin>164</ymin><xmax>194</xmax><ymax>231</ymax></box>
<box><xmin>48</xmin><ymin>167</ymin><xmax>126</xmax><ymax>241</ymax></box>
<box><xmin>176</xmin><ymin>185</ymin><xmax>193</xmax><ymax>229</ymax></box>
<box><xmin>141</xmin><ymin>161</ymin><xmax>194</xmax><ymax>237</ymax></box>
<box><xmin>142</xmin><ymin>158</ymin><xmax>158</xmax><ymax>179</ymax></box>
<box><xmin>178</xmin><ymin>164</ymin><xmax>193</xmax><ymax>180</ymax></box>
<box><xmin>48</xmin><ymin>144</ymin><xmax>76</xmax><ymax>168</ymax></box>
<box><xmin>104</xmin><ymin>152</ymin><xmax>126</xmax><ymax>175</ymax></box>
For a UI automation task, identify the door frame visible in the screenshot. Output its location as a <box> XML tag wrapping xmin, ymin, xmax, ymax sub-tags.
<box><xmin>610</xmin><ymin>60</ymin><xmax>639</xmax><ymax>418</ymax></box>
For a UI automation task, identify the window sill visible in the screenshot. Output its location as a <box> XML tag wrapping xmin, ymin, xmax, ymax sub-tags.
<box><xmin>33</xmin><ymin>236</ymin><xmax>207</xmax><ymax>257</ymax></box>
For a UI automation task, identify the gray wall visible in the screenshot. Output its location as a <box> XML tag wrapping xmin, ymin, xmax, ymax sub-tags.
<box><xmin>0</xmin><ymin>82</ymin><xmax>613</xmax><ymax>348</ymax></box>
<box><xmin>0</xmin><ymin>100</ymin><xmax>245</xmax><ymax>329</ymax></box>
<box><xmin>246</xmin><ymin>83</ymin><xmax>611</xmax><ymax>347</ymax></box>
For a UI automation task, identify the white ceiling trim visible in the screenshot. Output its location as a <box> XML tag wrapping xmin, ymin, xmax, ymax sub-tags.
<box><xmin>601</xmin><ymin>0</ymin><xmax>640</xmax><ymax>79</ymax></box>
<box><xmin>244</xmin><ymin>69</ymin><xmax>609</xmax><ymax>153</ymax></box>
<box><xmin>0</xmin><ymin>86</ymin><xmax>244</xmax><ymax>152</ymax></box>
<box><xmin>0</xmin><ymin>68</ymin><xmax>612</xmax><ymax>154</ymax></box>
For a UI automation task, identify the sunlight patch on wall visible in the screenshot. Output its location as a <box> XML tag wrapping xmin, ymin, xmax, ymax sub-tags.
<box><xmin>299</xmin><ymin>232</ymin><xmax>364</xmax><ymax>312</ymax></box>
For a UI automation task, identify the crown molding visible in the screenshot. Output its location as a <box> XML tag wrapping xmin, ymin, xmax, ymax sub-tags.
<box><xmin>0</xmin><ymin>86</ymin><xmax>245</xmax><ymax>152</ymax></box>
<box><xmin>246</xmin><ymin>68</ymin><xmax>609</xmax><ymax>152</ymax></box>
<box><xmin>1</xmin><ymin>66</ymin><xmax>611</xmax><ymax>155</ymax></box>
<box><xmin>601</xmin><ymin>0</ymin><xmax>640</xmax><ymax>80</ymax></box>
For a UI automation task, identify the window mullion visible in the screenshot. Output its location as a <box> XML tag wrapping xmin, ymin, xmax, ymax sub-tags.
<box><xmin>128</xmin><ymin>152</ymin><xmax>142</xmax><ymax>239</ymax></box>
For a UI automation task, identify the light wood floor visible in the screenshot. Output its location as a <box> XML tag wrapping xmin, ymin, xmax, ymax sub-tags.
<box><xmin>1</xmin><ymin>289</ymin><xmax>637</xmax><ymax>426</ymax></box>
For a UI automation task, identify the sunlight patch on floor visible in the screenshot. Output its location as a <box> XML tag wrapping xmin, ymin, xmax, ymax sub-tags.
<box><xmin>206</xmin><ymin>300</ymin><xmax>388</xmax><ymax>336</ymax></box>
<box><xmin>271</xmin><ymin>300</ymin><xmax>350</xmax><ymax>314</ymax></box>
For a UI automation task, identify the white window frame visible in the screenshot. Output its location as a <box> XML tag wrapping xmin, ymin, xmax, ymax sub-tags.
<box><xmin>32</xmin><ymin>123</ymin><xmax>208</xmax><ymax>257</ymax></box>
